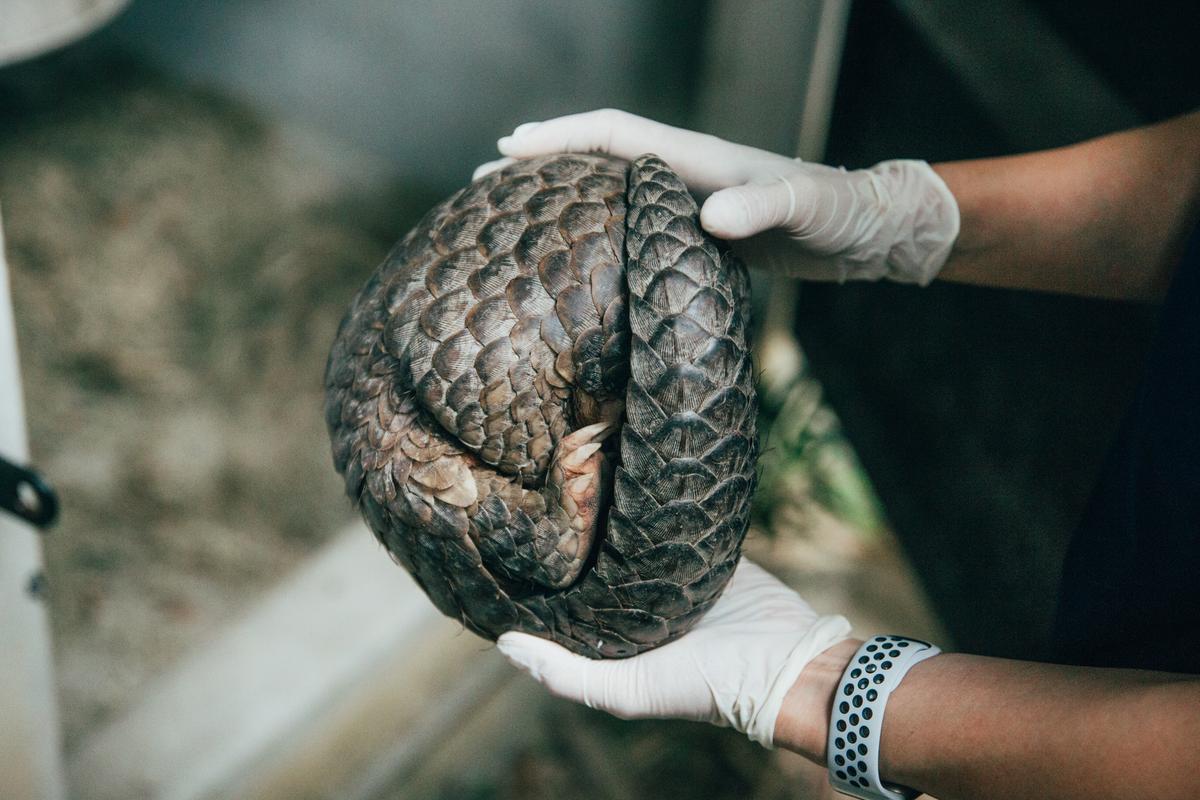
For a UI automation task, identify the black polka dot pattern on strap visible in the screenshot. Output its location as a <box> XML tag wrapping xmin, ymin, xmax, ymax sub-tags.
<box><xmin>826</xmin><ymin>635</ymin><xmax>941</xmax><ymax>800</ymax></box>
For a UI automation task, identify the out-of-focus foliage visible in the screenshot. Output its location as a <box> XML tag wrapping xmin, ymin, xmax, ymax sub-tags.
<box><xmin>753</xmin><ymin>347</ymin><xmax>886</xmax><ymax>542</ymax></box>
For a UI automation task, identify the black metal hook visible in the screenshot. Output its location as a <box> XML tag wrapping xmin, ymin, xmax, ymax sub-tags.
<box><xmin>0</xmin><ymin>455</ymin><xmax>58</xmax><ymax>529</ymax></box>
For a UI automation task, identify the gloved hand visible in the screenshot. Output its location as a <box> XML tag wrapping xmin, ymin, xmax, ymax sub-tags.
<box><xmin>475</xmin><ymin>109</ymin><xmax>960</xmax><ymax>285</ymax></box>
<box><xmin>496</xmin><ymin>559</ymin><xmax>851</xmax><ymax>748</ymax></box>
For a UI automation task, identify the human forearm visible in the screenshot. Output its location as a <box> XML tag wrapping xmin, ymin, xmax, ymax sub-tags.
<box><xmin>936</xmin><ymin>110</ymin><xmax>1200</xmax><ymax>301</ymax></box>
<box><xmin>776</xmin><ymin>642</ymin><xmax>1200</xmax><ymax>800</ymax></box>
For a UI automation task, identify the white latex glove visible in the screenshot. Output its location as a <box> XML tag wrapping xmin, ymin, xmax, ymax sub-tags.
<box><xmin>475</xmin><ymin>109</ymin><xmax>960</xmax><ymax>285</ymax></box>
<box><xmin>496</xmin><ymin>559</ymin><xmax>851</xmax><ymax>748</ymax></box>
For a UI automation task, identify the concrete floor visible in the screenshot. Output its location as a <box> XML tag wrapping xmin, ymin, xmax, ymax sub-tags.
<box><xmin>0</xmin><ymin>49</ymin><xmax>420</xmax><ymax>751</ymax></box>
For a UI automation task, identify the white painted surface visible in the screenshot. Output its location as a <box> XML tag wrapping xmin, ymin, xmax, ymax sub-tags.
<box><xmin>0</xmin><ymin>206</ymin><xmax>66</xmax><ymax>800</ymax></box>
<box><xmin>0</xmin><ymin>0</ymin><xmax>130</xmax><ymax>67</ymax></box>
<box><xmin>66</xmin><ymin>522</ymin><xmax>488</xmax><ymax>800</ymax></box>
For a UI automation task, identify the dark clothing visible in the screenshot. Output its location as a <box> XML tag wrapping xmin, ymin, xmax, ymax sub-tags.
<box><xmin>1054</xmin><ymin>223</ymin><xmax>1200</xmax><ymax>673</ymax></box>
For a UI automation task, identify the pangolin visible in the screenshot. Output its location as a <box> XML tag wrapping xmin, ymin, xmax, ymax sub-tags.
<box><xmin>324</xmin><ymin>154</ymin><xmax>757</xmax><ymax>658</ymax></box>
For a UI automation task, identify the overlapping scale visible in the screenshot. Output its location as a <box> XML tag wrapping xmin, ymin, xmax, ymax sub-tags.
<box><xmin>324</xmin><ymin>154</ymin><xmax>757</xmax><ymax>658</ymax></box>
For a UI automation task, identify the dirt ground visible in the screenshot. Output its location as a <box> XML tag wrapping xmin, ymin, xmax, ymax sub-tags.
<box><xmin>0</xmin><ymin>50</ymin><xmax>444</xmax><ymax>750</ymax></box>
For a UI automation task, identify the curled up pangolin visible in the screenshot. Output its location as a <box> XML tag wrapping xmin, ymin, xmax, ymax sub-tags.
<box><xmin>324</xmin><ymin>154</ymin><xmax>758</xmax><ymax>658</ymax></box>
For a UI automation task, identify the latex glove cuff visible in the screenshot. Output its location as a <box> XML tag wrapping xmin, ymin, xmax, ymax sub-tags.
<box><xmin>853</xmin><ymin>160</ymin><xmax>960</xmax><ymax>286</ymax></box>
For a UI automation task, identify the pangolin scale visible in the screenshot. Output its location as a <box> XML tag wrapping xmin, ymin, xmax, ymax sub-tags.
<box><xmin>324</xmin><ymin>154</ymin><xmax>758</xmax><ymax>658</ymax></box>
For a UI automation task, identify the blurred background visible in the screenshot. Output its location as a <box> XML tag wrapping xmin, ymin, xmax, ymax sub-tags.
<box><xmin>0</xmin><ymin>1</ymin><xmax>1197</xmax><ymax>798</ymax></box>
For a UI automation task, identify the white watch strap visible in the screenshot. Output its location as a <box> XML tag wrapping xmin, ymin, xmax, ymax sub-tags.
<box><xmin>827</xmin><ymin>635</ymin><xmax>941</xmax><ymax>800</ymax></box>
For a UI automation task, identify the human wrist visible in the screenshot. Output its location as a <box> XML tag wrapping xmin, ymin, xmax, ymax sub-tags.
<box><xmin>774</xmin><ymin>638</ymin><xmax>862</xmax><ymax>760</ymax></box>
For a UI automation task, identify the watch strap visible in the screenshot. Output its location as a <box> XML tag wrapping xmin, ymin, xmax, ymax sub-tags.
<box><xmin>827</xmin><ymin>635</ymin><xmax>941</xmax><ymax>800</ymax></box>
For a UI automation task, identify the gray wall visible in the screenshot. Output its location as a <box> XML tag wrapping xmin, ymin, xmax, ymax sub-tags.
<box><xmin>107</xmin><ymin>0</ymin><xmax>704</xmax><ymax>190</ymax></box>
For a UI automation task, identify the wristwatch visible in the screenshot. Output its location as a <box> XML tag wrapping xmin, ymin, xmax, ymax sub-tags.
<box><xmin>827</xmin><ymin>635</ymin><xmax>941</xmax><ymax>800</ymax></box>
